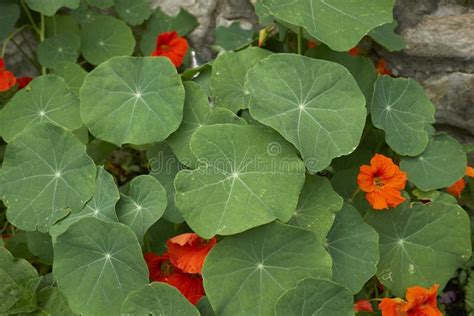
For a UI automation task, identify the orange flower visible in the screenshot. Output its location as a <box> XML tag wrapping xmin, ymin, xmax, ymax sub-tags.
<box><xmin>167</xmin><ymin>233</ymin><xmax>217</xmax><ymax>274</ymax></box>
<box><xmin>354</xmin><ymin>299</ymin><xmax>373</xmax><ymax>312</ymax></box>
<box><xmin>307</xmin><ymin>40</ymin><xmax>318</xmax><ymax>49</ymax></box>
<box><xmin>348</xmin><ymin>47</ymin><xmax>360</xmax><ymax>56</ymax></box>
<box><xmin>0</xmin><ymin>58</ymin><xmax>17</xmax><ymax>92</ymax></box>
<box><xmin>357</xmin><ymin>154</ymin><xmax>407</xmax><ymax>210</ymax></box>
<box><xmin>377</xmin><ymin>58</ymin><xmax>392</xmax><ymax>76</ymax></box>
<box><xmin>378</xmin><ymin>284</ymin><xmax>442</xmax><ymax>316</ymax></box>
<box><xmin>466</xmin><ymin>166</ymin><xmax>474</xmax><ymax>177</ymax></box>
<box><xmin>447</xmin><ymin>166</ymin><xmax>474</xmax><ymax>198</ymax></box>
<box><xmin>151</xmin><ymin>31</ymin><xmax>188</xmax><ymax>67</ymax></box>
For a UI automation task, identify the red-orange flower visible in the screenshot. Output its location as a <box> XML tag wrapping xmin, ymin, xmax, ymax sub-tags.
<box><xmin>377</xmin><ymin>58</ymin><xmax>392</xmax><ymax>76</ymax></box>
<box><xmin>357</xmin><ymin>154</ymin><xmax>407</xmax><ymax>210</ymax></box>
<box><xmin>307</xmin><ymin>40</ymin><xmax>318</xmax><ymax>49</ymax></box>
<box><xmin>354</xmin><ymin>299</ymin><xmax>373</xmax><ymax>312</ymax></box>
<box><xmin>0</xmin><ymin>58</ymin><xmax>17</xmax><ymax>92</ymax></box>
<box><xmin>348</xmin><ymin>47</ymin><xmax>360</xmax><ymax>56</ymax></box>
<box><xmin>447</xmin><ymin>166</ymin><xmax>474</xmax><ymax>198</ymax></box>
<box><xmin>17</xmin><ymin>76</ymin><xmax>32</xmax><ymax>90</ymax></box>
<box><xmin>167</xmin><ymin>233</ymin><xmax>217</xmax><ymax>274</ymax></box>
<box><xmin>144</xmin><ymin>252</ymin><xmax>205</xmax><ymax>305</ymax></box>
<box><xmin>151</xmin><ymin>31</ymin><xmax>188</xmax><ymax>67</ymax></box>
<box><xmin>378</xmin><ymin>284</ymin><xmax>442</xmax><ymax>316</ymax></box>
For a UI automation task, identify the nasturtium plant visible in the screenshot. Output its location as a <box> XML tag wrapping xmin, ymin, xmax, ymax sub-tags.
<box><xmin>0</xmin><ymin>1</ymin><xmax>472</xmax><ymax>314</ymax></box>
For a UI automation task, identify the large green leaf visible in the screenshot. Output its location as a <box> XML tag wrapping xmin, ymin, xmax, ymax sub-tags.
<box><xmin>45</xmin><ymin>15</ymin><xmax>80</xmax><ymax>38</ymax></box>
<box><xmin>260</xmin><ymin>0</ymin><xmax>394</xmax><ymax>51</ymax></box>
<box><xmin>37</xmin><ymin>34</ymin><xmax>80</xmax><ymax>69</ymax></box>
<box><xmin>175</xmin><ymin>124</ymin><xmax>305</xmax><ymax>238</ymax></box>
<box><xmin>203</xmin><ymin>222</ymin><xmax>332</xmax><ymax>316</ymax></box>
<box><xmin>114</xmin><ymin>0</ymin><xmax>152</xmax><ymax>26</ymax></box>
<box><xmin>213</xmin><ymin>22</ymin><xmax>254</xmax><ymax>51</ymax></box>
<box><xmin>400</xmin><ymin>133</ymin><xmax>467</xmax><ymax>191</ymax></box>
<box><xmin>80</xmin><ymin>56</ymin><xmax>184</xmax><ymax>146</ymax></box>
<box><xmin>366</xmin><ymin>200</ymin><xmax>472</xmax><ymax>296</ymax></box>
<box><xmin>80</xmin><ymin>16</ymin><xmax>135</xmax><ymax>65</ymax></box>
<box><xmin>211</xmin><ymin>47</ymin><xmax>271</xmax><ymax>113</ymax></box>
<box><xmin>274</xmin><ymin>278</ymin><xmax>354</xmax><ymax>316</ymax></box>
<box><xmin>25</xmin><ymin>0</ymin><xmax>79</xmax><ymax>16</ymax></box>
<box><xmin>369</xmin><ymin>21</ymin><xmax>406</xmax><ymax>52</ymax></box>
<box><xmin>287</xmin><ymin>175</ymin><xmax>343</xmax><ymax>241</ymax></box>
<box><xmin>0</xmin><ymin>247</ymin><xmax>40</xmax><ymax>314</ymax></box>
<box><xmin>116</xmin><ymin>175</ymin><xmax>167</xmax><ymax>242</ymax></box>
<box><xmin>50</xmin><ymin>166</ymin><xmax>120</xmax><ymax>237</ymax></box>
<box><xmin>327</xmin><ymin>203</ymin><xmax>379</xmax><ymax>293</ymax></box>
<box><xmin>0</xmin><ymin>3</ymin><xmax>20</xmax><ymax>41</ymax></box>
<box><xmin>1</xmin><ymin>123</ymin><xmax>96</xmax><ymax>232</ymax></box>
<box><xmin>0</xmin><ymin>75</ymin><xmax>82</xmax><ymax>142</ymax></box>
<box><xmin>121</xmin><ymin>283</ymin><xmax>200</xmax><ymax>315</ymax></box>
<box><xmin>53</xmin><ymin>218</ymin><xmax>149</xmax><ymax>315</ymax></box>
<box><xmin>140</xmin><ymin>8</ymin><xmax>198</xmax><ymax>55</ymax></box>
<box><xmin>85</xmin><ymin>0</ymin><xmax>114</xmax><ymax>9</ymax></box>
<box><xmin>247</xmin><ymin>54</ymin><xmax>366</xmax><ymax>173</ymax></box>
<box><xmin>53</xmin><ymin>62</ymin><xmax>87</xmax><ymax>95</ymax></box>
<box><xmin>371</xmin><ymin>76</ymin><xmax>435</xmax><ymax>156</ymax></box>
<box><xmin>168</xmin><ymin>81</ymin><xmax>244</xmax><ymax>167</ymax></box>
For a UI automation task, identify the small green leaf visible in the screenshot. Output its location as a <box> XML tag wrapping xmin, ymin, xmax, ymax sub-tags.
<box><xmin>37</xmin><ymin>34</ymin><xmax>80</xmax><ymax>69</ymax></box>
<box><xmin>168</xmin><ymin>81</ymin><xmax>245</xmax><ymax>167</ymax></box>
<box><xmin>287</xmin><ymin>175</ymin><xmax>343</xmax><ymax>241</ymax></box>
<box><xmin>175</xmin><ymin>124</ymin><xmax>305</xmax><ymax>238</ymax></box>
<box><xmin>140</xmin><ymin>8</ymin><xmax>198</xmax><ymax>55</ymax></box>
<box><xmin>400</xmin><ymin>133</ymin><xmax>467</xmax><ymax>191</ymax></box>
<box><xmin>114</xmin><ymin>0</ymin><xmax>152</xmax><ymax>26</ymax></box>
<box><xmin>211</xmin><ymin>47</ymin><xmax>271</xmax><ymax>113</ymax></box>
<box><xmin>371</xmin><ymin>76</ymin><xmax>435</xmax><ymax>156</ymax></box>
<box><xmin>116</xmin><ymin>175</ymin><xmax>167</xmax><ymax>242</ymax></box>
<box><xmin>26</xmin><ymin>231</ymin><xmax>54</xmax><ymax>264</ymax></box>
<box><xmin>213</xmin><ymin>22</ymin><xmax>254</xmax><ymax>51</ymax></box>
<box><xmin>275</xmin><ymin>278</ymin><xmax>354</xmax><ymax>316</ymax></box>
<box><xmin>369</xmin><ymin>21</ymin><xmax>406</xmax><ymax>52</ymax></box>
<box><xmin>50</xmin><ymin>167</ymin><xmax>120</xmax><ymax>238</ymax></box>
<box><xmin>53</xmin><ymin>62</ymin><xmax>87</xmax><ymax>95</ymax></box>
<box><xmin>35</xmin><ymin>286</ymin><xmax>77</xmax><ymax>316</ymax></box>
<box><xmin>327</xmin><ymin>203</ymin><xmax>379</xmax><ymax>293</ymax></box>
<box><xmin>0</xmin><ymin>75</ymin><xmax>82</xmax><ymax>142</ymax></box>
<box><xmin>25</xmin><ymin>0</ymin><xmax>79</xmax><ymax>16</ymax></box>
<box><xmin>85</xmin><ymin>0</ymin><xmax>114</xmax><ymax>9</ymax></box>
<box><xmin>80</xmin><ymin>15</ymin><xmax>135</xmax><ymax>65</ymax></box>
<box><xmin>247</xmin><ymin>54</ymin><xmax>366</xmax><ymax>172</ymax></box>
<box><xmin>147</xmin><ymin>143</ymin><xmax>185</xmax><ymax>223</ymax></box>
<box><xmin>53</xmin><ymin>218</ymin><xmax>149</xmax><ymax>315</ymax></box>
<box><xmin>1</xmin><ymin>123</ymin><xmax>96</xmax><ymax>232</ymax></box>
<box><xmin>45</xmin><ymin>15</ymin><xmax>80</xmax><ymax>38</ymax></box>
<box><xmin>80</xmin><ymin>56</ymin><xmax>185</xmax><ymax>146</ymax></box>
<box><xmin>366</xmin><ymin>200</ymin><xmax>472</xmax><ymax>296</ymax></box>
<box><xmin>121</xmin><ymin>283</ymin><xmax>200</xmax><ymax>315</ymax></box>
<box><xmin>0</xmin><ymin>3</ymin><xmax>20</xmax><ymax>41</ymax></box>
<box><xmin>260</xmin><ymin>0</ymin><xmax>394</xmax><ymax>51</ymax></box>
<box><xmin>0</xmin><ymin>247</ymin><xmax>40</xmax><ymax>314</ymax></box>
<box><xmin>203</xmin><ymin>222</ymin><xmax>332</xmax><ymax>316</ymax></box>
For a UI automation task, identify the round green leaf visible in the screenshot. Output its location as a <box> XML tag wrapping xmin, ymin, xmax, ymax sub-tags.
<box><xmin>121</xmin><ymin>283</ymin><xmax>200</xmax><ymax>315</ymax></box>
<box><xmin>175</xmin><ymin>124</ymin><xmax>306</xmax><ymax>238</ymax></box>
<box><xmin>1</xmin><ymin>123</ymin><xmax>96</xmax><ymax>232</ymax></box>
<box><xmin>211</xmin><ymin>47</ymin><xmax>271</xmax><ymax>113</ymax></box>
<box><xmin>37</xmin><ymin>34</ymin><xmax>80</xmax><ymax>69</ymax></box>
<box><xmin>0</xmin><ymin>3</ymin><xmax>20</xmax><ymax>41</ymax></box>
<box><xmin>275</xmin><ymin>278</ymin><xmax>354</xmax><ymax>316</ymax></box>
<box><xmin>80</xmin><ymin>56</ymin><xmax>185</xmax><ymax>146</ymax></box>
<box><xmin>53</xmin><ymin>62</ymin><xmax>87</xmax><ymax>95</ymax></box>
<box><xmin>116</xmin><ymin>175</ymin><xmax>167</xmax><ymax>242</ymax></box>
<box><xmin>50</xmin><ymin>166</ymin><xmax>120</xmax><ymax>237</ymax></box>
<box><xmin>168</xmin><ymin>81</ymin><xmax>244</xmax><ymax>167</ymax></box>
<box><xmin>80</xmin><ymin>15</ymin><xmax>135</xmax><ymax>65</ymax></box>
<box><xmin>213</xmin><ymin>22</ymin><xmax>254</xmax><ymax>51</ymax></box>
<box><xmin>0</xmin><ymin>247</ymin><xmax>40</xmax><ymax>314</ymax></box>
<box><xmin>35</xmin><ymin>286</ymin><xmax>76</xmax><ymax>316</ymax></box>
<box><xmin>400</xmin><ymin>133</ymin><xmax>467</xmax><ymax>191</ymax></box>
<box><xmin>25</xmin><ymin>0</ymin><xmax>79</xmax><ymax>16</ymax></box>
<box><xmin>287</xmin><ymin>175</ymin><xmax>343</xmax><ymax>241</ymax></box>
<box><xmin>115</xmin><ymin>0</ymin><xmax>152</xmax><ymax>26</ymax></box>
<box><xmin>369</xmin><ymin>21</ymin><xmax>406</xmax><ymax>52</ymax></box>
<box><xmin>260</xmin><ymin>0</ymin><xmax>394</xmax><ymax>51</ymax></box>
<box><xmin>85</xmin><ymin>0</ymin><xmax>114</xmax><ymax>9</ymax></box>
<box><xmin>371</xmin><ymin>76</ymin><xmax>436</xmax><ymax>156</ymax></box>
<box><xmin>147</xmin><ymin>143</ymin><xmax>185</xmax><ymax>223</ymax></box>
<box><xmin>366</xmin><ymin>200</ymin><xmax>472</xmax><ymax>296</ymax></box>
<box><xmin>203</xmin><ymin>222</ymin><xmax>332</xmax><ymax>316</ymax></box>
<box><xmin>327</xmin><ymin>203</ymin><xmax>379</xmax><ymax>293</ymax></box>
<box><xmin>140</xmin><ymin>8</ymin><xmax>198</xmax><ymax>55</ymax></box>
<box><xmin>247</xmin><ymin>54</ymin><xmax>366</xmax><ymax>173</ymax></box>
<box><xmin>45</xmin><ymin>15</ymin><xmax>80</xmax><ymax>38</ymax></box>
<box><xmin>0</xmin><ymin>75</ymin><xmax>82</xmax><ymax>142</ymax></box>
<box><xmin>26</xmin><ymin>231</ymin><xmax>54</xmax><ymax>264</ymax></box>
<box><xmin>53</xmin><ymin>217</ymin><xmax>149</xmax><ymax>315</ymax></box>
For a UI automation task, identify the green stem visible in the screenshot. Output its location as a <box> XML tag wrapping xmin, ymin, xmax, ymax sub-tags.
<box><xmin>350</xmin><ymin>188</ymin><xmax>361</xmax><ymax>203</ymax></box>
<box><xmin>21</xmin><ymin>0</ymin><xmax>41</xmax><ymax>35</ymax></box>
<box><xmin>40</xmin><ymin>14</ymin><xmax>46</xmax><ymax>75</ymax></box>
<box><xmin>297</xmin><ymin>26</ymin><xmax>303</xmax><ymax>55</ymax></box>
